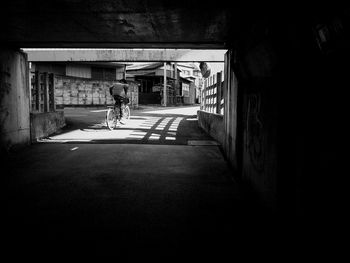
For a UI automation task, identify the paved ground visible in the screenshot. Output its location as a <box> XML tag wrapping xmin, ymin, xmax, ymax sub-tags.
<box><xmin>3</xmin><ymin>105</ymin><xmax>276</xmax><ymax>259</ymax></box>
<box><xmin>42</xmin><ymin>105</ymin><xmax>214</xmax><ymax>145</ymax></box>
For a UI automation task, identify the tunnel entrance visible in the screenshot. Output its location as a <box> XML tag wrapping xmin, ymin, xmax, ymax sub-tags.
<box><xmin>25</xmin><ymin>49</ymin><xmax>226</xmax><ymax>146</ymax></box>
<box><xmin>3</xmin><ymin>3</ymin><xmax>347</xmax><ymax>257</ymax></box>
<box><xmin>4</xmin><ymin>52</ymin><xmax>257</xmax><ymax>258</ymax></box>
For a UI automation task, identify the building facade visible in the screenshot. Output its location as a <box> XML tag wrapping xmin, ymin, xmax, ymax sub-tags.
<box><xmin>177</xmin><ymin>63</ymin><xmax>203</xmax><ymax>104</ymax></box>
<box><xmin>30</xmin><ymin>62</ymin><xmax>138</xmax><ymax>108</ymax></box>
<box><xmin>126</xmin><ymin>62</ymin><xmax>202</xmax><ymax>105</ymax></box>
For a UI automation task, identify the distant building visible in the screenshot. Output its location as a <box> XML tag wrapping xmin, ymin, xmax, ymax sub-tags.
<box><xmin>177</xmin><ymin>63</ymin><xmax>203</xmax><ymax>104</ymax></box>
<box><xmin>30</xmin><ymin>62</ymin><xmax>138</xmax><ymax>108</ymax></box>
<box><xmin>180</xmin><ymin>76</ymin><xmax>196</xmax><ymax>104</ymax></box>
<box><xmin>126</xmin><ymin>62</ymin><xmax>202</xmax><ymax>105</ymax></box>
<box><xmin>126</xmin><ymin>62</ymin><xmax>179</xmax><ymax>105</ymax></box>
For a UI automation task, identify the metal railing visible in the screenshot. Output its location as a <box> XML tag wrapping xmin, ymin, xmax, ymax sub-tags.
<box><xmin>200</xmin><ymin>71</ymin><xmax>224</xmax><ymax>114</ymax></box>
<box><xmin>30</xmin><ymin>71</ymin><xmax>55</xmax><ymax>113</ymax></box>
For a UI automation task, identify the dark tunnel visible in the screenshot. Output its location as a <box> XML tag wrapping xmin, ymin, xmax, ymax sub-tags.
<box><xmin>1</xmin><ymin>1</ymin><xmax>348</xmax><ymax>259</ymax></box>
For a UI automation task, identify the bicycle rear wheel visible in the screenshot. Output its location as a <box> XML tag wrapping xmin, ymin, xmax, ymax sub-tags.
<box><xmin>124</xmin><ymin>106</ymin><xmax>130</xmax><ymax>120</ymax></box>
<box><xmin>106</xmin><ymin>108</ymin><xmax>117</xmax><ymax>130</ymax></box>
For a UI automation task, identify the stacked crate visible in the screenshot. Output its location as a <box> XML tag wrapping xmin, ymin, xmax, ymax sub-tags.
<box><xmin>77</xmin><ymin>81</ymin><xmax>87</xmax><ymax>105</ymax></box>
<box><xmin>53</xmin><ymin>76</ymin><xmax>138</xmax><ymax>107</ymax></box>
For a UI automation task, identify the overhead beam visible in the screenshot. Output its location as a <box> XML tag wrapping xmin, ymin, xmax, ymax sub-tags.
<box><xmin>16</xmin><ymin>42</ymin><xmax>228</xmax><ymax>49</ymax></box>
<box><xmin>24</xmin><ymin>49</ymin><xmax>226</xmax><ymax>62</ymax></box>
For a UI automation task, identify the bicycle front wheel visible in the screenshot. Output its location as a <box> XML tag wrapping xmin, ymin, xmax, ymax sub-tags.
<box><xmin>124</xmin><ymin>106</ymin><xmax>130</xmax><ymax>120</ymax></box>
<box><xmin>106</xmin><ymin>108</ymin><xmax>117</xmax><ymax>130</ymax></box>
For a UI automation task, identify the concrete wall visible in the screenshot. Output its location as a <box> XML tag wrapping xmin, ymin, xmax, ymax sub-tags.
<box><xmin>222</xmin><ymin>18</ymin><xmax>294</xmax><ymax>211</ymax></box>
<box><xmin>222</xmin><ymin>11</ymin><xmax>348</xmax><ymax>217</ymax></box>
<box><xmin>0</xmin><ymin>49</ymin><xmax>30</xmax><ymax>153</ymax></box>
<box><xmin>55</xmin><ymin>75</ymin><xmax>139</xmax><ymax>108</ymax></box>
<box><xmin>223</xmin><ymin>50</ymin><xmax>239</xmax><ymax>171</ymax></box>
<box><xmin>240</xmin><ymin>44</ymin><xmax>279</xmax><ymax>208</ymax></box>
<box><xmin>30</xmin><ymin>111</ymin><xmax>65</xmax><ymax>141</ymax></box>
<box><xmin>197</xmin><ymin>110</ymin><xmax>224</xmax><ymax>145</ymax></box>
<box><xmin>282</xmin><ymin>12</ymin><xmax>348</xmax><ymax>219</ymax></box>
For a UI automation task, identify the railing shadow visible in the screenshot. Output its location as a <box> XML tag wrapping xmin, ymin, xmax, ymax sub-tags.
<box><xmin>43</xmin><ymin>107</ymin><xmax>212</xmax><ymax>145</ymax></box>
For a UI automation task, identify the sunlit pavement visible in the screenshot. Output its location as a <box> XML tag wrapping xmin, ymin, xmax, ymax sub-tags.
<box><xmin>41</xmin><ymin>105</ymin><xmax>213</xmax><ymax>144</ymax></box>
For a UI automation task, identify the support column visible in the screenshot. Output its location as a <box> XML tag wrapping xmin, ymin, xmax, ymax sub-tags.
<box><xmin>163</xmin><ymin>62</ymin><xmax>167</xmax><ymax>106</ymax></box>
<box><xmin>44</xmin><ymin>72</ymin><xmax>50</xmax><ymax>112</ymax></box>
<box><xmin>0</xmin><ymin>48</ymin><xmax>31</xmax><ymax>152</ymax></box>
<box><xmin>216</xmin><ymin>71</ymin><xmax>222</xmax><ymax>114</ymax></box>
<box><xmin>35</xmin><ymin>71</ymin><xmax>40</xmax><ymax>112</ymax></box>
<box><xmin>49</xmin><ymin>73</ymin><xmax>56</xmax><ymax>111</ymax></box>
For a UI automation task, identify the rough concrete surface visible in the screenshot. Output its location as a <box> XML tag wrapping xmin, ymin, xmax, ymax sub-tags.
<box><xmin>3</xmin><ymin>106</ymin><xmax>278</xmax><ymax>260</ymax></box>
<box><xmin>30</xmin><ymin>111</ymin><xmax>65</xmax><ymax>141</ymax></box>
<box><xmin>0</xmin><ymin>49</ymin><xmax>30</xmax><ymax>152</ymax></box>
<box><xmin>197</xmin><ymin>110</ymin><xmax>225</xmax><ymax>145</ymax></box>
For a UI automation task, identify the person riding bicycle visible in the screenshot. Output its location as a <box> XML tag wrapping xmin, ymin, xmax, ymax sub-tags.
<box><xmin>109</xmin><ymin>79</ymin><xmax>129</xmax><ymax>125</ymax></box>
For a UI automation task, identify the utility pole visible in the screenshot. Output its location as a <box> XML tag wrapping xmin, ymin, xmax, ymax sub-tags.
<box><xmin>163</xmin><ymin>62</ymin><xmax>167</xmax><ymax>107</ymax></box>
<box><xmin>123</xmin><ymin>64</ymin><xmax>126</xmax><ymax>79</ymax></box>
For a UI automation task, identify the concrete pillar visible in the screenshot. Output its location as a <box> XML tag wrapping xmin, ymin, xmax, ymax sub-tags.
<box><xmin>216</xmin><ymin>71</ymin><xmax>222</xmax><ymax>114</ymax></box>
<box><xmin>44</xmin><ymin>72</ymin><xmax>50</xmax><ymax>112</ymax></box>
<box><xmin>223</xmin><ymin>50</ymin><xmax>239</xmax><ymax>170</ymax></box>
<box><xmin>163</xmin><ymin>62</ymin><xmax>167</xmax><ymax>106</ymax></box>
<box><xmin>0</xmin><ymin>48</ymin><xmax>31</xmax><ymax>153</ymax></box>
<box><xmin>224</xmin><ymin>42</ymin><xmax>280</xmax><ymax>211</ymax></box>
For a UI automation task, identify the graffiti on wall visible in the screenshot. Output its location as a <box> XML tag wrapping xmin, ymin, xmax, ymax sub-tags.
<box><xmin>245</xmin><ymin>93</ymin><xmax>265</xmax><ymax>173</ymax></box>
<box><xmin>0</xmin><ymin>64</ymin><xmax>11</xmax><ymax>141</ymax></box>
<box><xmin>0</xmin><ymin>64</ymin><xmax>11</xmax><ymax>106</ymax></box>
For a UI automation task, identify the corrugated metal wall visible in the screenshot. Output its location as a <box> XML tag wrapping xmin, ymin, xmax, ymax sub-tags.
<box><xmin>66</xmin><ymin>65</ymin><xmax>91</xmax><ymax>79</ymax></box>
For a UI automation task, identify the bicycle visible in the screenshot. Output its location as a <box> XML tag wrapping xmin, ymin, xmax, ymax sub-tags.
<box><xmin>106</xmin><ymin>100</ymin><xmax>131</xmax><ymax>130</ymax></box>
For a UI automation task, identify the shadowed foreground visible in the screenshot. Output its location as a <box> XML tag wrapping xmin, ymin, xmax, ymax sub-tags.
<box><xmin>2</xmin><ymin>107</ymin><xmax>282</xmax><ymax>259</ymax></box>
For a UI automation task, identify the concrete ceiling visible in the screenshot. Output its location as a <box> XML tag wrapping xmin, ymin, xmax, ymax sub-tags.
<box><xmin>24</xmin><ymin>49</ymin><xmax>227</xmax><ymax>62</ymax></box>
<box><xmin>1</xmin><ymin>0</ymin><xmax>242</xmax><ymax>49</ymax></box>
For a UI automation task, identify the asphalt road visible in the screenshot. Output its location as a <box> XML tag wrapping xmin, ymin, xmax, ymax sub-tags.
<box><xmin>44</xmin><ymin>105</ymin><xmax>214</xmax><ymax>145</ymax></box>
<box><xmin>3</xmin><ymin>105</ymin><xmax>274</xmax><ymax>260</ymax></box>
